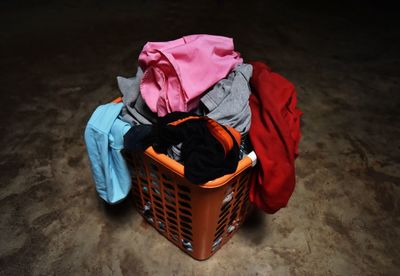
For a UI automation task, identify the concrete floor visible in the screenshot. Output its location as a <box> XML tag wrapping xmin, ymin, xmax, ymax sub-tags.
<box><xmin>1</xmin><ymin>0</ymin><xmax>399</xmax><ymax>275</ymax></box>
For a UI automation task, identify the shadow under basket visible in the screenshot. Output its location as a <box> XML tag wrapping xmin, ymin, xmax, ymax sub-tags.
<box><xmin>124</xmin><ymin>147</ymin><xmax>256</xmax><ymax>261</ymax></box>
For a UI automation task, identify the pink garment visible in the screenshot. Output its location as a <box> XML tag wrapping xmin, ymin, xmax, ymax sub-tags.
<box><xmin>138</xmin><ymin>35</ymin><xmax>243</xmax><ymax>116</ymax></box>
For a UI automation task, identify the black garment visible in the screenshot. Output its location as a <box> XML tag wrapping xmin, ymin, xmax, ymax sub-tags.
<box><xmin>124</xmin><ymin>112</ymin><xmax>240</xmax><ymax>184</ymax></box>
<box><xmin>123</xmin><ymin>124</ymin><xmax>154</xmax><ymax>152</ymax></box>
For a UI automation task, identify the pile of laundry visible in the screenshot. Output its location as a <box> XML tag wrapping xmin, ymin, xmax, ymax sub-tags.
<box><xmin>84</xmin><ymin>34</ymin><xmax>302</xmax><ymax>213</ymax></box>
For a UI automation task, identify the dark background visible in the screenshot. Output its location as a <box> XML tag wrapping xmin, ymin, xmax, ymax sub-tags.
<box><xmin>0</xmin><ymin>1</ymin><xmax>399</xmax><ymax>275</ymax></box>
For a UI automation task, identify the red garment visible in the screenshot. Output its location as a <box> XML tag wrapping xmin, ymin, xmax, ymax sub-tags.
<box><xmin>249</xmin><ymin>61</ymin><xmax>302</xmax><ymax>213</ymax></box>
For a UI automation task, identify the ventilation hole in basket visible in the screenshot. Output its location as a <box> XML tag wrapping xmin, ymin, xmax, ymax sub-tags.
<box><xmin>169</xmin><ymin>224</ymin><xmax>178</xmax><ymax>231</ymax></box>
<box><xmin>237</xmin><ymin>186</ymin><xmax>245</xmax><ymax>197</ymax></box>
<box><xmin>220</xmin><ymin>205</ymin><xmax>230</xmax><ymax>216</ymax></box>
<box><xmin>217</xmin><ymin>219</ymin><xmax>228</xmax><ymax>231</ymax></box>
<box><xmin>179</xmin><ymin>208</ymin><xmax>192</xmax><ymax>216</ymax></box>
<box><xmin>180</xmin><ymin>228</ymin><xmax>192</xmax><ymax>237</ymax></box>
<box><xmin>167</xmin><ymin>217</ymin><xmax>178</xmax><ymax>226</ymax></box>
<box><xmin>151</xmin><ymin>173</ymin><xmax>159</xmax><ymax>182</ymax></box>
<box><xmin>163</xmin><ymin>182</ymin><xmax>175</xmax><ymax>190</ymax></box>
<box><xmin>218</xmin><ymin>213</ymin><xmax>229</xmax><ymax>225</ymax></box>
<box><xmin>165</xmin><ymin>196</ymin><xmax>175</xmax><ymax>204</ymax></box>
<box><xmin>215</xmin><ymin>227</ymin><xmax>225</xmax><ymax>240</ymax></box>
<box><xmin>212</xmin><ymin>237</ymin><xmax>222</xmax><ymax>251</ymax></box>
<box><xmin>182</xmin><ymin>233</ymin><xmax>192</xmax><ymax>242</ymax></box>
<box><xmin>179</xmin><ymin>201</ymin><xmax>191</xmax><ymax>209</ymax></box>
<box><xmin>240</xmin><ymin>179</ymin><xmax>249</xmax><ymax>188</ymax></box>
<box><xmin>218</xmin><ymin>212</ymin><xmax>229</xmax><ymax>225</ymax></box>
<box><xmin>240</xmin><ymin>175</ymin><xmax>249</xmax><ymax>183</ymax></box>
<box><xmin>167</xmin><ymin>211</ymin><xmax>176</xmax><ymax>219</ymax></box>
<box><xmin>165</xmin><ymin>204</ymin><xmax>175</xmax><ymax>212</ymax></box>
<box><xmin>232</xmin><ymin>207</ymin><xmax>242</xmax><ymax>218</ymax></box>
<box><xmin>181</xmin><ymin>239</ymin><xmax>193</xmax><ymax>251</ymax></box>
<box><xmin>238</xmin><ymin>180</ymin><xmax>246</xmax><ymax>190</ymax></box>
<box><xmin>217</xmin><ymin>219</ymin><xmax>228</xmax><ymax>232</ymax></box>
<box><xmin>164</xmin><ymin>189</ymin><xmax>175</xmax><ymax>199</ymax></box>
<box><xmin>152</xmin><ymin>187</ymin><xmax>161</xmax><ymax>195</ymax></box>
<box><xmin>232</xmin><ymin>202</ymin><xmax>241</xmax><ymax>212</ymax></box>
<box><xmin>230</xmin><ymin>212</ymin><xmax>239</xmax><ymax>224</ymax></box>
<box><xmin>155</xmin><ymin>212</ymin><xmax>164</xmax><ymax>221</ymax></box>
<box><xmin>231</xmin><ymin>206</ymin><xmax>240</xmax><ymax>217</ymax></box>
<box><xmin>177</xmin><ymin>185</ymin><xmax>191</xmax><ymax>193</ymax></box>
<box><xmin>238</xmin><ymin>187</ymin><xmax>247</xmax><ymax>197</ymax></box>
<box><xmin>165</xmin><ymin>195</ymin><xmax>175</xmax><ymax>202</ymax></box>
<box><xmin>155</xmin><ymin>208</ymin><xmax>164</xmax><ymax>217</ymax></box>
<box><xmin>154</xmin><ymin>201</ymin><xmax>163</xmax><ymax>209</ymax></box>
<box><xmin>221</xmin><ymin>201</ymin><xmax>231</xmax><ymax>213</ymax></box>
<box><xmin>151</xmin><ymin>179</ymin><xmax>160</xmax><ymax>188</ymax></box>
<box><xmin>232</xmin><ymin>199</ymin><xmax>242</xmax><ymax>210</ymax></box>
<box><xmin>178</xmin><ymin>193</ymin><xmax>190</xmax><ymax>201</ymax></box>
<box><xmin>142</xmin><ymin>186</ymin><xmax>149</xmax><ymax>193</ymax></box>
<box><xmin>139</xmin><ymin>176</ymin><xmax>147</xmax><ymax>183</ymax></box>
<box><xmin>232</xmin><ymin>197</ymin><xmax>243</xmax><ymax>208</ymax></box>
<box><xmin>162</xmin><ymin>173</ymin><xmax>173</xmax><ymax>182</ymax></box>
<box><xmin>180</xmin><ymin>222</ymin><xmax>192</xmax><ymax>230</ymax></box>
<box><xmin>179</xmin><ymin>215</ymin><xmax>192</xmax><ymax>223</ymax></box>
<box><xmin>153</xmin><ymin>193</ymin><xmax>162</xmax><ymax>201</ymax></box>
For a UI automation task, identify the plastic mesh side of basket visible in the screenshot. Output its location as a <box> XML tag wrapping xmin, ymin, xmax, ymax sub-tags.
<box><xmin>126</xmin><ymin>153</ymin><xmax>193</xmax><ymax>243</ymax></box>
<box><xmin>125</xmin><ymin>151</ymin><xmax>252</xmax><ymax>260</ymax></box>
<box><xmin>211</xmin><ymin>170</ymin><xmax>252</xmax><ymax>253</ymax></box>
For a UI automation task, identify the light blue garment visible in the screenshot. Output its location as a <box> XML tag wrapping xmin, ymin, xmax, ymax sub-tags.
<box><xmin>84</xmin><ymin>103</ymin><xmax>132</xmax><ymax>204</ymax></box>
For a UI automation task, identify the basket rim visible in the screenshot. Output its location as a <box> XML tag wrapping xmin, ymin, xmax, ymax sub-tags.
<box><xmin>144</xmin><ymin>146</ymin><xmax>253</xmax><ymax>189</ymax></box>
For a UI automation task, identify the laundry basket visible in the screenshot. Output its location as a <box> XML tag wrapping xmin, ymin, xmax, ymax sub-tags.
<box><xmin>124</xmin><ymin>146</ymin><xmax>257</xmax><ymax>260</ymax></box>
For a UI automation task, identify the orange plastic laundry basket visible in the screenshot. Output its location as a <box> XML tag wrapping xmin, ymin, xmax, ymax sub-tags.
<box><xmin>124</xmin><ymin>146</ymin><xmax>256</xmax><ymax>260</ymax></box>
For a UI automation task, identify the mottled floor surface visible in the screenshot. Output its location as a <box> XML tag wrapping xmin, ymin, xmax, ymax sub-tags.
<box><xmin>1</xmin><ymin>1</ymin><xmax>399</xmax><ymax>275</ymax></box>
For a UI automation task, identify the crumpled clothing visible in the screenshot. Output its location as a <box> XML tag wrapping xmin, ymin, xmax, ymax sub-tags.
<box><xmin>117</xmin><ymin>67</ymin><xmax>157</xmax><ymax>126</ymax></box>
<box><xmin>139</xmin><ymin>34</ymin><xmax>243</xmax><ymax>116</ymax></box>
<box><xmin>84</xmin><ymin>103</ymin><xmax>132</xmax><ymax>204</ymax></box>
<box><xmin>248</xmin><ymin>61</ymin><xmax>302</xmax><ymax>214</ymax></box>
<box><xmin>124</xmin><ymin>112</ymin><xmax>241</xmax><ymax>184</ymax></box>
<box><xmin>167</xmin><ymin>63</ymin><xmax>253</xmax><ymax>162</ymax></box>
<box><xmin>200</xmin><ymin>63</ymin><xmax>253</xmax><ymax>134</ymax></box>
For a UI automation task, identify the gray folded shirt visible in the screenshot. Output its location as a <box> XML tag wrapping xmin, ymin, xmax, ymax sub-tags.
<box><xmin>200</xmin><ymin>63</ymin><xmax>252</xmax><ymax>135</ymax></box>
